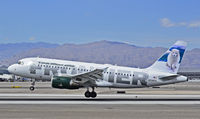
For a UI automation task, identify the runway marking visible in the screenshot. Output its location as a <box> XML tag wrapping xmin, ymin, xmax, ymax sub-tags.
<box><xmin>1</xmin><ymin>94</ymin><xmax>200</xmax><ymax>97</ymax></box>
<box><xmin>1</xmin><ymin>94</ymin><xmax>200</xmax><ymax>99</ymax></box>
<box><xmin>0</xmin><ymin>94</ymin><xmax>200</xmax><ymax>105</ymax></box>
<box><xmin>0</xmin><ymin>101</ymin><xmax>200</xmax><ymax>105</ymax></box>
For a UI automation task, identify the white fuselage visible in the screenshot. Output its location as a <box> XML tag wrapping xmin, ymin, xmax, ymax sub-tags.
<box><xmin>8</xmin><ymin>57</ymin><xmax>187</xmax><ymax>88</ymax></box>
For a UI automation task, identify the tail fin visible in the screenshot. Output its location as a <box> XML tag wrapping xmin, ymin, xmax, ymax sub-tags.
<box><xmin>147</xmin><ymin>41</ymin><xmax>187</xmax><ymax>74</ymax></box>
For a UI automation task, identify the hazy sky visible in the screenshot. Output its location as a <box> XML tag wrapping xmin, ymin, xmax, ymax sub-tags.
<box><xmin>0</xmin><ymin>0</ymin><xmax>200</xmax><ymax>49</ymax></box>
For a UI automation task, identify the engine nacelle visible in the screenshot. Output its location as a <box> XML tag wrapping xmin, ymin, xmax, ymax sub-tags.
<box><xmin>52</xmin><ymin>76</ymin><xmax>81</xmax><ymax>89</ymax></box>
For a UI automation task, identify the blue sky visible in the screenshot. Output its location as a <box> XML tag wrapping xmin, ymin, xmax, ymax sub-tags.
<box><xmin>0</xmin><ymin>0</ymin><xmax>200</xmax><ymax>49</ymax></box>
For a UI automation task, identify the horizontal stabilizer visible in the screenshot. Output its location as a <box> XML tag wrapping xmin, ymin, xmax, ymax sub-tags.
<box><xmin>159</xmin><ymin>74</ymin><xmax>180</xmax><ymax>80</ymax></box>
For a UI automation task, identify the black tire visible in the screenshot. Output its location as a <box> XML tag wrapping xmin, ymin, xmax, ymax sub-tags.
<box><xmin>84</xmin><ymin>91</ymin><xmax>91</xmax><ymax>98</ymax></box>
<box><xmin>30</xmin><ymin>86</ymin><xmax>35</xmax><ymax>91</ymax></box>
<box><xmin>91</xmin><ymin>92</ymin><xmax>97</xmax><ymax>98</ymax></box>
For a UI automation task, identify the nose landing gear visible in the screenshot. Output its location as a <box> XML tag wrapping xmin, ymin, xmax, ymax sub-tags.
<box><xmin>29</xmin><ymin>79</ymin><xmax>35</xmax><ymax>91</ymax></box>
<box><xmin>84</xmin><ymin>87</ymin><xmax>97</xmax><ymax>98</ymax></box>
<box><xmin>29</xmin><ymin>86</ymin><xmax>35</xmax><ymax>91</ymax></box>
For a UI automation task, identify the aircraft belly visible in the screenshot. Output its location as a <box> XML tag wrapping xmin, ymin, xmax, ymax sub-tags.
<box><xmin>110</xmin><ymin>84</ymin><xmax>145</xmax><ymax>88</ymax></box>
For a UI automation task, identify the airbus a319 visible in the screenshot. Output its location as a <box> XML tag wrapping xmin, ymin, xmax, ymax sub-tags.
<box><xmin>8</xmin><ymin>41</ymin><xmax>188</xmax><ymax>98</ymax></box>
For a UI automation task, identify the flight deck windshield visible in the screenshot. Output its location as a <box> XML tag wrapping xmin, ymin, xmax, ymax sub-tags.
<box><xmin>18</xmin><ymin>61</ymin><xmax>24</xmax><ymax>65</ymax></box>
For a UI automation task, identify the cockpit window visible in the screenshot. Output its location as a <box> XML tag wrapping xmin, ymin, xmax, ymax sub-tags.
<box><xmin>18</xmin><ymin>61</ymin><xmax>24</xmax><ymax>65</ymax></box>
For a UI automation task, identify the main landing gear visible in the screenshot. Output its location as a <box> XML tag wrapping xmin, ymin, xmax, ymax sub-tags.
<box><xmin>29</xmin><ymin>79</ymin><xmax>35</xmax><ymax>91</ymax></box>
<box><xmin>84</xmin><ymin>87</ymin><xmax>97</xmax><ymax>98</ymax></box>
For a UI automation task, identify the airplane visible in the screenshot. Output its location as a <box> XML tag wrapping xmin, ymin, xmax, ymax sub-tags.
<box><xmin>8</xmin><ymin>41</ymin><xmax>188</xmax><ymax>98</ymax></box>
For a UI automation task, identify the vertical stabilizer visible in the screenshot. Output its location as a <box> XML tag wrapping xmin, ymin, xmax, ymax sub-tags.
<box><xmin>147</xmin><ymin>41</ymin><xmax>187</xmax><ymax>74</ymax></box>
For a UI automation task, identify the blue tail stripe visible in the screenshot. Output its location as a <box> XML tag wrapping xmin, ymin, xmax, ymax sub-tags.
<box><xmin>158</xmin><ymin>46</ymin><xmax>186</xmax><ymax>63</ymax></box>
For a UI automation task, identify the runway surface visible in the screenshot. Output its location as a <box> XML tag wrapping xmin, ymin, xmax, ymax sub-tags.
<box><xmin>1</xmin><ymin>82</ymin><xmax>200</xmax><ymax>119</ymax></box>
<box><xmin>1</xmin><ymin>104</ymin><xmax>200</xmax><ymax>119</ymax></box>
<box><xmin>1</xmin><ymin>94</ymin><xmax>200</xmax><ymax>119</ymax></box>
<box><xmin>1</xmin><ymin>94</ymin><xmax>200</xmax><ymax>105</ymax></box>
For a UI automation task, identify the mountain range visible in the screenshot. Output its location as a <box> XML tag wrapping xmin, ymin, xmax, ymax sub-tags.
<box><xmin>0</xmin><ymin>42</ymin><xmax>58</xmax><ymax>60</ymax></box>
<box><xmin>0</xmin><ymin>41</ymin><xmax>200</xmax><ymax>69</ymax></box>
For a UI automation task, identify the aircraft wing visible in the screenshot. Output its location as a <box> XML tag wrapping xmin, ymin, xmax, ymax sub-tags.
<box><xmin>159</xmin><ymin>74</ymin><xmax>180</xmax><ymax>80</ymax></box>
<box><xmin>55</xmin><ymin>67</ymin><xmax>107</xmax><ymax>86</ymax></box>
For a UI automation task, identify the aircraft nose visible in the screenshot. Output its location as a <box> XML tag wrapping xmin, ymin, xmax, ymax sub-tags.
<box><xmin>8</xmin><ymin>64</ymin><xmax>17</xmax><ymax>74</ymax></box>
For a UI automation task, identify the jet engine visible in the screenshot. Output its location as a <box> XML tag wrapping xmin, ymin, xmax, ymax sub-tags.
<box><xmin>51</xmin><ymin>76</ymin><xmax>81</xmax><ymax>89</ymax></box>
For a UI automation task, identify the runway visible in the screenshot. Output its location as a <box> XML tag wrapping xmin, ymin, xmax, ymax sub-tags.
<box><xmin>1</xmin><ymin>82</ymin><xmax>200</xmax><ymax>119</ymax></box>
<box><xmin>1</xmin><ymin>94</ymin><xmax>200</xmax><ymax>104</ymax></box>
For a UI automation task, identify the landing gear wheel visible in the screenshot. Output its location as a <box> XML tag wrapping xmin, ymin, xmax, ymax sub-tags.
<box><xmin>90</xmin><ymin>91</ymin><xmax>97</xmax><ymax>98</ymax></box>
<box><xmin>84</xmin><ymin>87</ymin><xmax>97</xmax><ymax>98</ymax></box>
<box><xmin>85</xmin><ymin>91</ymin><xmax>91</xmax><ymax>98</ymax></box>
<box><xmin>29</xmin><ymin>86</ymin><xmax>35</xmax><ymax>91</ymax></box>
<box><xmin>30</xmin><ymin>79</ymin><xmax>36</xmax><ymax>91</ymax></box>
